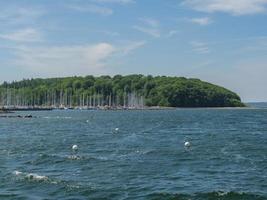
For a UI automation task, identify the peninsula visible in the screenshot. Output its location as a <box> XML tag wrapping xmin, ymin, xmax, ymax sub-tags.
<box><xmin>0</xmin><ymin>75</ymin><xmax>245</xmax><ymax>109</ymax></box>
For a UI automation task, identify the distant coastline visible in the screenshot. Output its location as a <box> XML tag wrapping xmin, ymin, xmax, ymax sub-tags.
<box><xmin>0</xmin><ymin>106</ymin><xmax>252</xmax><ymax>113</ymax></box>
<box><xmin>0</xmin><ymin>75</ymin><xmax>245</xmax><ymax>109</ymax></box>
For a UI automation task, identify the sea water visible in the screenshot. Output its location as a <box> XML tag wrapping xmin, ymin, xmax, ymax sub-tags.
<box><xmin>0</xmin><ymin>108</ymin><xmax>266</xmax><ymax>199</ymax></box>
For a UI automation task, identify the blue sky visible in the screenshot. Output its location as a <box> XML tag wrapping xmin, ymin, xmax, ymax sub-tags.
<box><xmin>0</xmin><ymin>0</ymin><xmax>267</xmax><ymax>102</ymax></box>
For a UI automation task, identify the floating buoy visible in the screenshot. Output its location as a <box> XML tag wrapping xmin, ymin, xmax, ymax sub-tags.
<box><xmin>86</xmin><ymin>120</ymin><xmax>89</xmax><ymax>123</ymax></box>
<box><xmin>184</xmin><ymin>141</ymin><xmax>191</xmax><ymax>148</ymax></box>
<box><xmin>115</xmin><ymin>128</ymin><xmax>119</xmax><ymax>132</ymax></box>
<box><xmin>72</xmin><ymin>144</ymin><xmax>78</xmax><ymax>151</ymax></box>
<box><xmin>13</xmin><ymin>170</ymin><xmax>23</xmax><ymax>176</ymax></box>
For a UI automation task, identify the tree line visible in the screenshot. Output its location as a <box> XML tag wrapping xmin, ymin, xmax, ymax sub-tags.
<box><xmin>0</xmin><ymin>74</ymin><xmax>245</xmax><ymax>108</ymax></box>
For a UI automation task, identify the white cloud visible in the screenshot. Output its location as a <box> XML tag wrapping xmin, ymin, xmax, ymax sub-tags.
<box><xmin>0</xmin><ymin>6</ymin><xmax>45</xmax><ymax>25</ymax></box>
<box><xmin>183</xmin><ymin>0</ymin><xmax>267</xmax><ymax>15</ymax></box>
<box><xmin>6</xmin><ymin>41</ymin><xmax>146</xmax><ymax>77</ymax></box>
<box><xmin>12</xmin><ymin>43</ymin><xmax>116</xmax><ymax>76</ymax></box>
<box><xmin>133</xmin><ymin>17</ymin><xmax>161</xmax><ymax>38</ymax></box>
<box><xmin>189</xmin><ymin>17</ymin><xmax>213</xmax><ymax>25</ymax></box>
<box><xmin>133</xmin><ymin>26</ymin><xmax>161</xmax><ymax>38</ymax></box>
<box><xmin>0</xmin><ymin>28</ymin><xmax>42</xmax><ymax>42</ymax></box>
<box><xmin>121</xmin><ymin>41</ymin><xmax>146</xmax><ymax>55</ymax></box>
<box><xmin>190</xmin><ymin>41</ymin><xmax>210</xmax><ymax>54</ymax></box>
<box><xmin>67</xmin><ymin>4</ymin><xmax>113</xmax><ymax>16</ymax></box>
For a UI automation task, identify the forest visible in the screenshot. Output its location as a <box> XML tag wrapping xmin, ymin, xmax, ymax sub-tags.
<box><xmin>0</xmin><ymin>75</ymin><xmax>245</xmax><ymax>108</ymax></box>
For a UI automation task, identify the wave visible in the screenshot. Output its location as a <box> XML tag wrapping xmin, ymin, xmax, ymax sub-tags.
<box><xmin>147</xmin><ymin>191</ymin><xmax>267</xmax><ymax>200</ymax></box>
<box><xmin>12</xmin><ymin>170</ymin><xmax>94</xmax><ymax>194</ymax></box>
<box><xmin>13</xmin><ymin>171</ymin><xmax>49</xmax><ymax>182</ymax></box>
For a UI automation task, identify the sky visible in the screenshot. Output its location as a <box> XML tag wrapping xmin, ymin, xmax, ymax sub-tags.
<box><xmin>0</xmin><ymin>0</ymin><xmax>267</xmax><ymax>102</ymax></box>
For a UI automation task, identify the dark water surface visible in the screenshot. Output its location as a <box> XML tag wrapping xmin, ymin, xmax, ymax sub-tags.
<box><xmin>0</xmin><ymin>109</ymin><xmax>266</xmax><ymax>200</ymax></box>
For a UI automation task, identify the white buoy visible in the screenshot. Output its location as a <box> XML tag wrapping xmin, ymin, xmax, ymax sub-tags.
<box><xmin>115</xmin><ymin>128</ymin><xmax>119</xmax><ymax>132</ymax></box>
<box><xmin>13</xmin><ymin>170</ymin><xmax>23</xmax><ymax>176</ymax></box>
<box><xmin>184</xmin><ymin>141</ymin><xmax>191</xmax><ymax>148</ymax></box>
<box><xmin>86</xmin><ymin>120</ymin><xmax>89</xmax><ymax>123</ymax></box>
<box><xmin>72</xmin><ymin>144</ymin><xmax>78</xmax><ymax>151</ymax></box>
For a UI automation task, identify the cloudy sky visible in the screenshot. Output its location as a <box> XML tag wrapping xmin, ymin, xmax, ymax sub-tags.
<box><xmin>0</xmin><ymin>0</ymin><xmax>267</xmax><ymax>102</ymax></box>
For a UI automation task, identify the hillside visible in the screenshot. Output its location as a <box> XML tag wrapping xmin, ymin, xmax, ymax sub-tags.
<box><xmin>0</xmin><ymin>75</ymin><xmax>245</xmax><ymax>108</ymax></box>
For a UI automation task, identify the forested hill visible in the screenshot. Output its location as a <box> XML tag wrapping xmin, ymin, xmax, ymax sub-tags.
<box><xmin>0</xmin><ymin>75</ymin><xmax>245</xmax><ymax>108</ymax></box>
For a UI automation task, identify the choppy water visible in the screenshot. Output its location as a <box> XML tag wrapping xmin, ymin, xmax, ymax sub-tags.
<box><xmin>0</xmin><ymin>109</ymin><xmax>266</xmax><ymax>200</ymax></box>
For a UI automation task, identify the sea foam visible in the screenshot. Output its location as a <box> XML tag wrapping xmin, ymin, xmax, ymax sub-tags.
<box><xmin>13</xmin><ymin>171</ymin><xmax>48</xmax><ymax>181</ymax></box>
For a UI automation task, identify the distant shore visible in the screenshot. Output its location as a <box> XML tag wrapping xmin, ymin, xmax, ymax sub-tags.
<box><xmin>1</xmin><ymin>105</ymin><xmax>262</xmax><ymax>112</ymax></box>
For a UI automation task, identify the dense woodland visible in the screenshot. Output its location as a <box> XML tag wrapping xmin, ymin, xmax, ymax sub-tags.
<box><xmin>0</xmin><ymin>75</ymin><xmax>244</xmax><ymax>108</ymax></box>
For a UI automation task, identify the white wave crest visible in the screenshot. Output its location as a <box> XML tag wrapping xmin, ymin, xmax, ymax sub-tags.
<box><xmin>13</xmin><ymin>170</ymin><xmax>48</xmax><ymax>181</ymax></box>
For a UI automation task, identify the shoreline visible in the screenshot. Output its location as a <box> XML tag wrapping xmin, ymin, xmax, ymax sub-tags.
<box><xmin>1</xmin><ymin>105</ymin><xmax>263</xmax><ymax>112</ymax></box>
